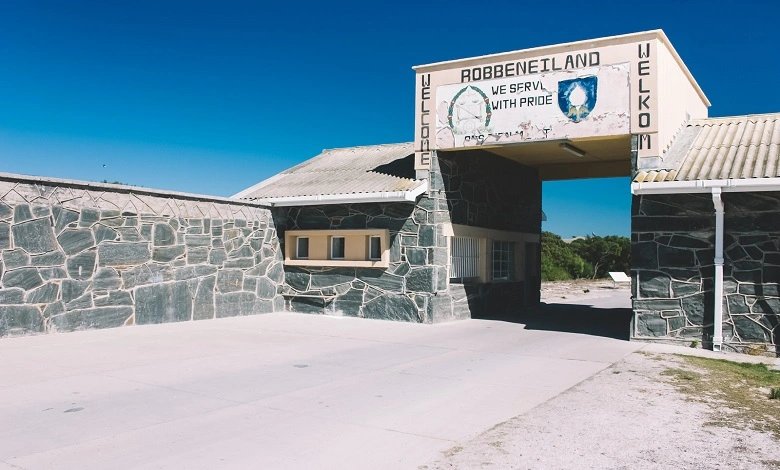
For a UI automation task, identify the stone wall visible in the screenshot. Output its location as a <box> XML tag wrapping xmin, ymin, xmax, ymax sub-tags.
<box><xmin>632</xmin><ymin>192</ymin><xmax>780</xmax><ymax>354</ymax></box>
<box><xmin>437</xmin><ymin>151</ymin><xmax>542</xmax><ymax>318</ymax></box>
<box><xmin>271</xmin><ymin>152</ymin><xmax>541</xmax><ymax>323</ymax></box>
<box><xmin>272</xmin><ymin>199</ymin><xmax>444</xmax><ymax>323</ymax></box>
<box><xmin>0</xmin><ymin>176</ymin><xmax>283</xmax><ymax>336</ymax></box>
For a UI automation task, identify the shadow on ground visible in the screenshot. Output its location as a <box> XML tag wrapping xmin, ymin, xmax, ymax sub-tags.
<box><xmin>473</xmin><ymin>302</ymin><xmax>633</xmax><ymax>341</ymax></box>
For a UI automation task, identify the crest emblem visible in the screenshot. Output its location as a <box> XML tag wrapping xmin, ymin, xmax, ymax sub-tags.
<box><xmin>557</xmin><ymin>76</ymin><xmax>597</xmax><ymax>123</ymax></box>
<box><xmin>447</xmin><ymin>85</ymin><xmax>492</xmax><ymax>134</ymax></box>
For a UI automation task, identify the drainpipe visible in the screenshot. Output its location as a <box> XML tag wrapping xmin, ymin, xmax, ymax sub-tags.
<box><xmin>711</xmin><ymin>187</ymin><xmax>724</xmax><ymax>351</ymax></box>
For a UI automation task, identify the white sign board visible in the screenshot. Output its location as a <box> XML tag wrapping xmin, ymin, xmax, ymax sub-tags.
<box><xmin>434</xmin><ymin>64</ymin><xmax>630</xmax><ymax>149</ymax></box>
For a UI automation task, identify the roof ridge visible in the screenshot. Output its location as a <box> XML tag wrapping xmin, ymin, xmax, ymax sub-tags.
<box><xmin>321</xmin><ymin>142</ymin><xmax>413</xmax><ymax>152</ymax></box>
<box><xmin>689</xmin><ymin>112</ymin><xmax>780</xmax><ymax>125</ymax></box>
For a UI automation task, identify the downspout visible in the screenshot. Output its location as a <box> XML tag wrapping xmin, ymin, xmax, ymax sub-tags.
<box><xmin>711</xmin><ymin>187</ymin><xmax>724</xmax><ymax>351</ymax></box>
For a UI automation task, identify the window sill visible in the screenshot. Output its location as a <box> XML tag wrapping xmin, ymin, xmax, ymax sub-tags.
<box><xmin>285</xmin><ymin>259</ymin><xmax>389</xmax><ymax>268</ymax></box>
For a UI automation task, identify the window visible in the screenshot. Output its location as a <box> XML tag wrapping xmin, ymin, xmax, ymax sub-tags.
<box><xmin>330</xmin><ymin>236</ymin><xmax>345</xmax><ymax>259</ymax></box>
<box><xmin>449</xmin><ymin>237</ymin><xmax>479</xmax><ymax>282</ymax></box>
<box><xmin>296</xmin><ymin>237</ymin><xmax>309</xmax><ymax>259</ymax></box>
<box><xmin>368</xmin><ymin>236</ymin><xmax>382</xmax><ymax>260</ymax></box>
<box><xmin>492</xmin><ymin>240</ymin><xmax>514</xmax><ymax>281</ymax></box>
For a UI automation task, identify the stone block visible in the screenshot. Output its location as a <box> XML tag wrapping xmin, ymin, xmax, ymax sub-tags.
<box><xmin>122</xmin><ymin>263</ymin><xmax>174</xmax><ymax>288</ymax></box>
<box><xmin>93</xmin><ymin>224</ymin><xmax>118</xmax><ymax>244</ymax></box>
<box><xmin>153</xmin><ymin>223</ymin><xmax>176</xmax><ymax>246</ymax></box>
<box><xmin>94</xmin><ymin>291</ymin><xmax>133</xmax><ymax>307</ymax></box>
<box><xmin>173</xmin><ymin>265</ymin><xmax>216</xmax><ymax>281</ymax></box>
<box><xmin>0</xmin><ymin>305</ymin><xmax>43</xmax><ymax>335</ymax></box>
<box><xmin>185</xmin><ymin>234</ymin><xmax>211</xmax><ymax>248</ymax></box>
<box><xmin>43</xmin><ymin>301</ymin><xmax>64</xmax><ymax>318</ymax></box>
<box><xmin>732</xmin><ymin>315</ymin><xmax>770</xmax><ymax>342</ymax></box>
<box><xmin>242</xmin><ymin>276</ymin><xmax>257</xmax><ymax>292</ymax></box>
<box><xmin>751</xmin><ymin>298</ymin><xmax>780</xmax><ymax>315</ymax></box>
<box><xmin>333</xmin><ymin>288</ymin><xmax>363</xmax><ymax>317</ymax></box>
<box><xmin>135</xmin><ymin>281</ymin><xmax>192</xmax><ymax>324</ymax></box>
<box><xmin>57</xmin><ymin>228</ymin><xmax>95</xmax><ymax>255</ymax></box>
<box><xmin>288</xmin><ymin>296</ymin><xmax>327</xmax><ymax>314</ymax></box>
<box><xmin>681</xmin><ymin>293</ymin><xmax>708</xmax><ymax>325</ymax></box>
<box><xmin>93</xmin><ymin>267</ymin><xmax>122</xmax><ymax>290</ymax></box>
<box><xmin>223</xmin><ymin>258</ymin><xmax>253</xmax><ymax>268</ymax></box>
<box><xmin>356</xmin><ymin>269</ymin><xmax>404</xmax><ymax>291</ymax></box>
<box><xmin>671</xmin><ymin>280</ymin><xmax>700</xmax><ymax>297</ymax></box>
<box><xmin>726</xmin><ymin>294</ymin><xmax>750</xmax><ymax>315</ymax></box>
<box><xmin>285</xmin><ymin>270</ymin><xmax>310</xmax><ymax>291</ymax></box>
<box><xmin>418</xmin><ymin>225</ymin><xmax>435</xmax><ymax>247</ymax></box>
<box><xmin>636</xmin><ymin>313</ymin><xmax>667</xmax><ymax>337</ymax></box>
<box><xmin>193</xmin><ymin>275</ymin><xmax>215</xmax><ymax>320</ymax></box>
<box><xmin>267</xmin><ymin>262</ymin><xmax>284</xmax><ymax>284</ymax></box>
<box><xmin>406</xmin><ymin>267</ymin><xmax>434</xmax><ymax>293</ymax></box>
<box><xmin>98</xmin><ymin>242</ymin><xmax>151</xmax><ymax>267</ymax></box>
<box><xmin>30</xmin><ymin>251</ymin><xmax>66</xmax><ymax>267</ymax></box>
<box><xmin>0</xmin><ymin>202</ymin><xmax>11</xmax><ymax>220</ymax></box>
<box><xmin>215</xmin><ymin>291</ymin><xmax>259</xmax><ymax>317</ymax></box>
<box><xmin>255</xmin><ymin>277</ymin><xmax>278</xmax><ymax>299</ymax></box>
<box><xmin>217</xmin><ymin>269</ymin><xmax>244</xmax><ymax>293</ymax></box>
<box><xmin>208</xmin><ymin>248</ymin><xmax>227</xmax><ymax>266</ymax></box>
<box><xmin>187</xmin><ymin>247</ymin><xmax>209</xmax><ymax>264</ymax></box>
<box><xmin>362</xmin><ymin>294</ymin><xmax>419</xmax><ymax>322</ymax></box>
<box><xmin>2</xmin><ymin>267</ymin><xmax>43</xmax><ymax>290</ymax></box>
<box><xmin>79</xmin><ymin>208</ymin><xmax>99</xmax><ymax>227</ymax></box>
<box><xmin>0</xmin><ymin>288</ymin><xmax>25</xmax><ymax>304</ymax></box>
<box><xmin>66</xmin><ymin>292</ymin><xmax>93</xmax><ymax>311</ymax></box>
<box><xmin>638</xmin><ymin>271</ymin><xmax>671</xmax><ymax>298</ymax></box>
<box><xmin>405</xmin><ymin>247</ymin><xmax>428</xmax><ymax>266</ymax></box>
<box><xmin>13</xmin><ymin>204</ymin><xmax>32</xmax><ymax>223</ymax></box>
<box><xmin>153</xmin><ymin>245</ymin><xmax>186</xmax><ymax>262</ymax></box>
<box><xmin>25</xmin><ymin>282</ymin><xmax>60</xmax><ymax>304</ymax></box>
<box><xmin>12</xmin><ymin>217</ymin><xmax>58</xmax><ymax>255</ymax></box>
<box><xmin>66</xmin><ymin>250</ymin><xmax>97</xmax><ymax>280</ymax></box>
<box><xmin>3</xmin><ymin>248</ymin><xmax>30</xmax><ymax>269</ymax></box>
<box><xmin>62</xmin><ymin>279</ymin><xmax>89</xmax><ymax>303</ymax></box>
<box><xmin>631</xmin><ymin>241</ymin><xmax>658</xmax><ymax>269</ymax></box>
<box><xmin>52</xmin><ymin>207</ymin><xmax>79</xmax><ymax>233</ymax></box>
<box><xmin>117</xmin><ymin>227</ymin><xmax>142</xmax><ymax>242</ymax></box>
<box><xmin>50</xmin><ymin>306</ymin><xmax>132</xmax><ymax>332</ymax></box>
<box><xmin>0</xmin><ymin>222</ymin><xmax>9</xmax><ymax>250</ymax></box>
<box><xmin>658</xmin><ymin>245</ymin><xmax>695</xmax><ymax>268</ymax></box>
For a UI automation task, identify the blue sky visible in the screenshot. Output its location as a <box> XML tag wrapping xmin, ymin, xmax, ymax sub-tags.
<box><xmin>1</xmin><ymin>0</ymin><xmax>779</xmax><ymax>237</ymax></box>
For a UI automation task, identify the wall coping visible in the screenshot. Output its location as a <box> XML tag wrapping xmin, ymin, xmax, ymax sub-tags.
<box><xmin>0</xmin><ymin>171</ymin><xmax>268</xmax><ymax>209</ymax></box>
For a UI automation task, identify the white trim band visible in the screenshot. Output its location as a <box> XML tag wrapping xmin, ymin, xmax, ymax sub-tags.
<box><xmin>249</xmin><ymin>180</ymin><xmax>429</xmax><ymax>207</ymax></box>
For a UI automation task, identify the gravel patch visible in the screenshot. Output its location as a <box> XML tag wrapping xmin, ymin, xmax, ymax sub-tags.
<box><xmin>424</xmin><ymin>351</ymin><xmax>780</xmax><ymax>470</ymax></box>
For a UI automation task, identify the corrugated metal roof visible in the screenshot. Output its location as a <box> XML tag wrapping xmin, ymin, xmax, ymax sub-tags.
<box><xmin>236</xmin><ymin>142</ymin><xmax>425</xmax><ymax>199</ymax></box>
<box><xmin>634</xmin><ymin>113</ymin><xmax>780</xmax><ymax>183</ymax></box>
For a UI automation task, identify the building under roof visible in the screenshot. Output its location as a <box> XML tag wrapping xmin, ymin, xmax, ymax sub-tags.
<box><xmin>634</xmin><ymin>113</ymin><xmax>780</xmax><ymax>184</ymax></box>
<box><xmin>234</xmin><ymin>142</ymin><xmax>427</xmax><ymax>206</ymax></box>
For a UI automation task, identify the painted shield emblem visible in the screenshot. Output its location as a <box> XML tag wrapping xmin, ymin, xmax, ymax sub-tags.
<box><xmin>557</xmin><ymin>76</ymin><xmax>598</xmax><ymax>123</ymax></box>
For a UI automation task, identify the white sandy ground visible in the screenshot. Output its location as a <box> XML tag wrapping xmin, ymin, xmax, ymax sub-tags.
<box><xmin>1</xmin><ymin>281</ymin><xmax>778</xmax><ymax>469</ymax></box>
<box><xmin>425</xmin><ymin>349</ymin><xmax>780</xmax><ymax>470</ymax></box>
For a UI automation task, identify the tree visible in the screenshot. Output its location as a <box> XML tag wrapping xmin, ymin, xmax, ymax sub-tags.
<box><xmin>541</xmin><ymin>232</ymin><xmax>591</xmax><ymax>281</ymax></box>
<box><xmin>569</xmin><ymin>235</ymin><xmax>630</xmax><ymax>279</ymax></box>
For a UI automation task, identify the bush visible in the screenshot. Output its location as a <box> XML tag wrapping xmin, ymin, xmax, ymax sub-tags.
<box><xmin>541</xmin><ymin>232</ymin><xmax>630</xmax><ymax>280</ymax></box>
<box><xmin>541</xmin><ymin>232</ymin><xmax>591</xmax><ymax>281</ymax></box>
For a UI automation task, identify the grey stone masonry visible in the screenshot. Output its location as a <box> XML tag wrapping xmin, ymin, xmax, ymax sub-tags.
<box><xmin>272</xmin><ymin>151</ymin><xmax>542</xmax><ymax>323</ymax></box>
<box><xmin>632</xmin><ymin>192</ymin><xmax>780</xmax><ymax>354</ymax></box>
<box><xmin>436</xmin><ymin>151</ymin><xmax>542</xmax><ymax>319</ymax></box>
<box><xmin>0</xmin><ymin>176</ymin><xmax>283</xmax><ymax>337</ymax></box>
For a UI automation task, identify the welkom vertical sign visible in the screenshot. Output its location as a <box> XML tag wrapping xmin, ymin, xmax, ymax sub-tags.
<box><xmin>413</xmin><ymin>30</ymin><xmax>709</xmax><ymax>173</ymax></box>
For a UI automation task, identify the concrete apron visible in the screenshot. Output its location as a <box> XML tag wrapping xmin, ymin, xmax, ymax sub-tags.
<box><xmin>0</xmin><ymin>312</ymin><xmax>643</xmax><ymax>469</ymax></box>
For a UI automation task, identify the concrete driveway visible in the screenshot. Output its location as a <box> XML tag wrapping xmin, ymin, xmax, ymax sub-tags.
<box><xmin>0</xmin><ymin>301</ymin><xmax>640</xmax><ymax>469</ymax></box>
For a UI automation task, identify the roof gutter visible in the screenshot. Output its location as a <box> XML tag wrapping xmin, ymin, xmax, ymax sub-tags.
<box><xmin>631</xmin><ymin>177</ymin><xmax>780</xmax><ymax>195</ymax></box>
<box><xmin>251</xmin><ymin>180</ymin><xmax>429</xmax><ymax>207</ymax></box>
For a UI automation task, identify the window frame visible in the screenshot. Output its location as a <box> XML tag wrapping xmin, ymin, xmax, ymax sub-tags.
<box><xmin>491</xmin><ymin>240</ymin><xmax>515</xmax><ymax>282</ymax></box>
<box><xmin>368</xmin><ymin>235</ymin><xmax>382</xmax><ymax>261</ymax></box>
<box><xmin>295</xmin><ymin>236</ymin><xmax>310</xmax><ymax>260</ymax></box>
<box><xmin>449</xmin><ymin>236</ymin><xmax>480</xmax><ymax>283</ymax></box>
<box><xmin>330</xmin><ymin>236</ymin><xmax>346</xmax><ymax>260</ymax></box>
